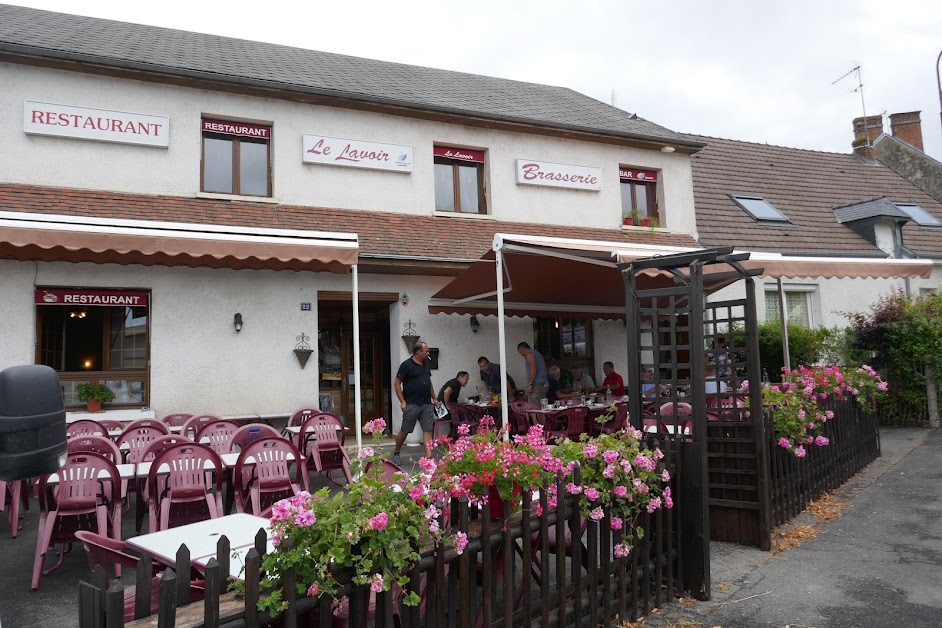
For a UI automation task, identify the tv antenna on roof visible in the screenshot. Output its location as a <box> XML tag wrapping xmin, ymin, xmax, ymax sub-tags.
<box><xmin>833</xmin><ymin>65</ymin><xmax>873</xmax><ymax>145</ymax></box>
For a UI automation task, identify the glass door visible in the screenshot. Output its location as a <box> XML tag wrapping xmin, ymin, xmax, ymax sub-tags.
<box><xmin>344</xmin><ymin>331</ymin><xmax>379</xmax><ymax>421</ymax></box>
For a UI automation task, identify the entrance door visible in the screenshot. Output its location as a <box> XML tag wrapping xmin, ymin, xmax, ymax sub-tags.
<box><xmin>318</xmin><ymin>293</ymin><xmax>394</xmax><ymax>427</ymax></box>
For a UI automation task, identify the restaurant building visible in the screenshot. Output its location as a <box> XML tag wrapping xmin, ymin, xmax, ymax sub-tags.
<box><xmin>0</xmin><ymin>5</ymin><xmax>707</xmax><ymax>431</ymax></box>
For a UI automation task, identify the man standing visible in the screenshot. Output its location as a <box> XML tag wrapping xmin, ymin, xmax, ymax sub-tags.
<box><xmin>478</xmin><ymin>356</ymin><xmax>502</xmax><ymax>394</ymax></box>
<box><xmin>596</xmin><ymin>361</ymin><xmax>625</xmax><ymax>396</ymax></box>
<box><xmin>517</xmin><ymin>342</ymin><xmax>548</xmax><ymax>404</ymax></box>
<box><xmin>393</xmin><ymin>341</ymin><xmax>436</xmax><ymax>465</ymax></box>
<box><xmin>570</xmin><ymin>367</ymin><xmax>595</xmax><ymax>392</ymax></box>
<box><xmin>438</xmin><ymin>371</ymin><xmax>470</xmax><ymax>405</ymax></box>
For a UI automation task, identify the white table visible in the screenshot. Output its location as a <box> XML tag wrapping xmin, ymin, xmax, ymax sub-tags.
<box><xmin>127</xmin><ymin>513</ymin><xmax>270</xmax><ymax>564</ymax></box>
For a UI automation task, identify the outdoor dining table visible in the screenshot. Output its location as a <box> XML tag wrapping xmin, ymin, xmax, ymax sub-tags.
<box><xmin>127</xmin><ymin>512</ymin><xmax>271</xmax><ymax>567</ymax></box>
<box><xmin>193</xmin><ymin>536</ymin><xmax>278</xmax><ymax>580</ymax></box>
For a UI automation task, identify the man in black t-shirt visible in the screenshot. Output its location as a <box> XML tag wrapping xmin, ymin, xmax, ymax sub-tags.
<box><xmin>438</xmin><ymin>371</ymin><xmax>470</xmax><ymax>406</ymax></box>
<box><xmin>393</xmin><ymin>341</ymin><xmax>437</xmax><ymax>464</ymax></box>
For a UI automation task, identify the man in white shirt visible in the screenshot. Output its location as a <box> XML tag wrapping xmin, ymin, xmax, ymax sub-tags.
<box><xmin>570</xmin><ymin>367</ymin><xmax>595</xmax><ymax>392</ymax></box>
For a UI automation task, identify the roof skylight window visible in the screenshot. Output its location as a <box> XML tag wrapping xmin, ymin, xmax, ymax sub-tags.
<box><xmin>731</xmin><ymin>196</ymin><xmax>789</xmax><ymax>223</ymax></box>
<box><xmin>895</xmin><ymin>203</ymin><xmax>942</xmax><ymax>227</ymax></box>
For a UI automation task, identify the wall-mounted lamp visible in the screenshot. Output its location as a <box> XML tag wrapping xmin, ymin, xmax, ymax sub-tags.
<box><xmin>69</xmin><ymin>310</ymin><xmax>87</xmax><ymax>319</ymax></box>
<box><xmin>233</xmin><ymin>313</ymin><xmax>243</xmax><ymax>333</ymax></box>
<box><xmin>470</xmin><ymin>315</ymin><xmax>480</xmax><ymax>334</ymax></box>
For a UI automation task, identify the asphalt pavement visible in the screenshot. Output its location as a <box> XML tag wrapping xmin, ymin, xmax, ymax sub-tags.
<box><xmin>645</xmin><ymin>427</ymin><xmax>942</xmax><ymax>628</ymax></box>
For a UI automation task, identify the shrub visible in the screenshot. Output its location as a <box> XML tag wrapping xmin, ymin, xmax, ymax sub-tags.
<box><xmin>756</xmin><ymin>321</ymin><xmax>831</xmax><ymax>377</ymax></box>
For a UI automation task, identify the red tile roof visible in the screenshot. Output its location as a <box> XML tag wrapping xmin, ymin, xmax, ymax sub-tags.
<box><xmin>689</xmin><ymin>135</ymin><xmax>942</xmax><ymax>257</ymax></box>
<box><xmin>0</xmin><ymin>183</ymin><xmax>700</xmax><ymax>263</ymax></box>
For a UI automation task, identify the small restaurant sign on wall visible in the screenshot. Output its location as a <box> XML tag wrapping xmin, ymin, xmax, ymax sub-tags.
<box><xmin>515</xmin><ymin>159</ymin><xmax>602</xmax><ymax>191</ymax></box>
<box><xmin>302</xmin><ymin>135</ymin><xmax>413</xmax><ymax>172</ymax></box>
<box><xmin>34</xmin><ymin>288</ymin><xmax>149</xmax><ymax>306</ymax></box>
<box><xmin>23</xmin><ymin>101</ymin><xmax>169</xmax><ymax>147</ymax></box>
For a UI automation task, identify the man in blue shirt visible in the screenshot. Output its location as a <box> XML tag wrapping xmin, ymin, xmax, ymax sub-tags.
<box><xmin>517</xmin><ymin>342</ymin><xmax>548</xmax><ymax>404</ymax></box>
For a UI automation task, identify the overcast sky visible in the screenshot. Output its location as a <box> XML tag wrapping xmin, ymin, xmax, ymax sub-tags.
<box><xmin>12</xmin><ymin>0</ymin><xmax>942</xmax><ymax>158</ymax></box>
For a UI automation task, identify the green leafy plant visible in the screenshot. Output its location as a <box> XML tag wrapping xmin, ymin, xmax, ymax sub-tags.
<box><xmin>246</xmin><ymin>419</ymin><xmax>442</xmax><ymax>612</ymax></box>
<box><xmin>756</xmin><ymin>320</ymin><xmax>831</xmax><ymax>376</ymax></box>
<box><xmin>76</xmin><ymin>382</ymin><xmax>116</xmax><ymax>403</ymax></box>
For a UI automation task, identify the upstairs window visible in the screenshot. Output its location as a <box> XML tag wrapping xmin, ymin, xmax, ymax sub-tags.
<box><xmin>619</xmin><ymin>168</ymin><xmax>659</xmax><ymax>223</ymax></box>
<box><xmin>895</xmin><ymin>203</ymin><xmax>942</xmax><ymax>227</ymax></box>
<box><xmin>732</xmin><ymin>195</ymin><xmax>789</xmax><ymax>223</ymax></box>
<box><xmin>434</xmin><ymin>146</ymin><xmax>487</xmax><ymax>214</ymax></box>
<box><xmin>201</xmin><ymin>119</ymin><xmax>271</xmax><ymax>197</ymax></box>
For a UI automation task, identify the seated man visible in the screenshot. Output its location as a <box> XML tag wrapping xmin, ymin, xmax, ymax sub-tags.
<box><xmin>591</xmin><ymin>361</ymin><xmax>625</xmax><ymax>396</ymax></box>
<box><xmin>547</xmin><ymin>365</ymin><xmax>565</xmax><ymax>403</ymax></box>
<box><xmin>438</xmin><ymin>371</ymin><xmax>470</xmax><ymax>405</ymax></box>
<box><xmin>641</xmin><ymin>367</ymin><xmax>659</xmax><ymax>399</ymax></box>
<box><xmin>570</xmin><ymin>367</ymin><xmax>595</xmax><ymax>392</ymax></box>
<box><xmin>704</xmin><ymin>358</ymin><xmax>728</xmax><ymax>395</ymax></box>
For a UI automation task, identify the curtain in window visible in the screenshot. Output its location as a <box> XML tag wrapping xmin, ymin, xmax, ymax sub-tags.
<box><xmin>764</xmin><ymin>291</ymin><xmax>811</xmax><ymax>327</ymax></box>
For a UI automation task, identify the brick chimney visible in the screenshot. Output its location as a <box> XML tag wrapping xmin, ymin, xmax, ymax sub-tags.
<box><xmin>852</xmin><ymin>114</ymin><xmax>884</xmax><ymax>159</ymax></box>
<box><xmin>889</xmin><ymin>111</ymin><xmax>924</xmax><ymax>151</ymax></box>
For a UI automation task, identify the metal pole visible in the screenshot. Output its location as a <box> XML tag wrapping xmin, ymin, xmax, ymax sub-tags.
<box><xmin>496</xmin><ymin>247</ymin><xmax>510</xmax><ymax>442</ymax></box>
<box><xmin>777</xmin><ymin>277</ymin><xmax>790</xmax><ymax>373</ymax></box>
<box><xmin>352</xmin><ymin>264</ymin><xmax>362</xmax><ymax>450</ymax></box>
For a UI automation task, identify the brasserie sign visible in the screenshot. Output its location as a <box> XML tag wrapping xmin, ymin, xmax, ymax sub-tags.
<box><xmin>302</xmin><ymin>135</ymin><xmax>413</xmax><ymax>172</ymax></box>
<box><xmin>515</xmin><ymin>159</ymin><xmax>602</xmax><ymax>191</ymax></box>
<box><xmin>24</xmin><ymin>101</ymin><xmax>169</xmax><ymax>147</ymax></box>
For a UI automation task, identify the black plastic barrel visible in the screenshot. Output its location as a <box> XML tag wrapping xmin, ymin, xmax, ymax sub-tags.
<box><xmin>0</xmin><ymin>365</ymin><xmax>67</xmax><ymax>481</ymax></box>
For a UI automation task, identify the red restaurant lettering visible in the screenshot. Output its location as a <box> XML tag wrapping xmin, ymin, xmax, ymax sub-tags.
<box><xmin>29</xmin><ymin>109</ymin><xmax>163</xmax><ymax>136</ymax></box>
<box><xmin>336</xmin><ymin>143</ymin><xmax>390</xmax><ymax>163</ymax></box>
<box><xmin>307</xmin><ymin>138</ymin><xmax>331</xmax><ymax>155</ymax></box>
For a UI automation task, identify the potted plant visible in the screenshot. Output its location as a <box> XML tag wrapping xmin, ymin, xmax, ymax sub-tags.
<box><xmin>623</xmin><ymin>208</ymin><xmax>644</xmax><ymax>227</ymax></box>
<box><xmin>76</xmin><ymin>382</ymin><xmax>116</xmax><ymax>412</ymax></box>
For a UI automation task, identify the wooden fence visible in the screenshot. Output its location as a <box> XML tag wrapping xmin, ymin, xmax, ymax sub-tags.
<box><xmin>78</xmin><ymin>463</ymin><xmax>691</xmax><ymax>628</ymax></box>
<box><xmin>767</xmin><ymin>398</ymin><xmax>880</xmax><ymax>527</ymax></box>
<box><xmin>708</xmin><ymin>396</ymin><xmax>880</xmax><ymax>548</ymax></box>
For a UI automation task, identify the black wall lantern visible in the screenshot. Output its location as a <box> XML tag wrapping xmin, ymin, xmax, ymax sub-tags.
<box><xmin>233</xmin><ymin>313</ymin><xmax>243</xmax><ymax>333</ymax></box>
<box><xmin>470</xmin><ymin>315</ymin><xmax>480</xmax><ymax>334</ymax></box>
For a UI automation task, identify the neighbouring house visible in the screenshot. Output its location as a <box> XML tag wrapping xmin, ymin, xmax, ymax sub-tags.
<box><xmin>0</xmin><ymin>4</ymin><xmax>706</xmax><ymax>431</ymax></box>
<box><xmin>688</xmin><ymin>118</ymin><xmax>942</xmax><ymax>331</ymax></box>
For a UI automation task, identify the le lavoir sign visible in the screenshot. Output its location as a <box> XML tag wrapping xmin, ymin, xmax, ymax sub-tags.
<box><xmin>23</xmin><ymin>101</ymin><xmax>170</xmax><ymax>147</ymax></box>
<box><xmin>515</xmin><ymin>159</ymin><xmax>602</xmax><ymax>191</ymax></box>
<box><xmin>302</xmin><ymin>134</ymin><xmax>413</xmax><ymax>172</ymax></box>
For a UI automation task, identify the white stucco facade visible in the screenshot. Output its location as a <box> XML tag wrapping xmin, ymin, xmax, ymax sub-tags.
<box><xmin>0</xmin><ymin>63</ymin><xmax>698</xmax><ymax>235</ymax></box>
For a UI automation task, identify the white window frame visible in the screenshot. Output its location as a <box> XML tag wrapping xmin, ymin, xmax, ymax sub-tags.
<box><xmin>763</xmin><ymin>284</ymin><xmax>816</xmax><ymax>328</ymax></box>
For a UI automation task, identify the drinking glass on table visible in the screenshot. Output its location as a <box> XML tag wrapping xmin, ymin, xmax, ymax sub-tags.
<box><xmin>540</xmin><ymin>398</ymin><xmax>549</xmax><ymax>410</ymax></box>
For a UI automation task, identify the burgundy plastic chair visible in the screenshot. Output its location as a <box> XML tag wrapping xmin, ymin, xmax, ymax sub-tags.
<box><xmin>180</xmin><ymin>414</ymin><xmax>222</xmax><ymax>440</ymax></box>
<box><xmin>66</xmin><ymin>419</ymin><xmax>108</xmax><ymax>439</ymax></box>
<box><xmin>67</xmin><ymin>434</ymin><xmax>122</xmax><ymax>462</ymax></box>
<box><xmin>229</xmin><ymin>424</ymin><xmax>281</xmax><ymax>453</ymax></box>
<box><xmin>160</xmin><ymin>413</ymin><xmax>193</xmax><ymax>428</ymax></box>
<box><xmin>363</xmin><ymin>459</ymin><xmax>406</xmax><ymax>488</ymax></box>
<box><xmin>32</xmin><ymin>452</ymin><xmax>121</xmax><ymax>589</ymax></box>
<box><xmin>195</xmin><ymin>419</ymin><xmax>241</xmax><ymax>455</ymax></box>
<box><xmin>545</xmin><ymin>408</ymin><xmax>579</xmax><ymax>444</ymax></box>
<box><xmin>0</xmin><ymin>480</ymin><xmax>28</xmax><ymax>538</ymax></box>
<box><xmin>286</xmin><ymin>408</ymin><xmax>348</xmax><ymax>448</ymax></box>
<box><xmin>97</xmin><ymin>419</ymin><xmax>126</xmax><ymax>435</ymax></box>
<box><xmin>509</xmin><ymin>401</ymin><xmax>538</xmax><ymax>435</ymax></box>
<box><xmin>446</xmin><ymin>402</ymin><xmax>480</xmax><ymax>435</ymax></box>
<box><xmin>657</xmin><ymin>401</ymin><xmax>693</xmax><ymax>435</ymax></box>
<box><xmin>116</xmin><ymin>420</ymin><xmax>172</xmax><ymax>464</ymax></box>
<box><xmin>132</xmin><ymin>435</ymin><xmax>193</xmax><ymax>532</ymax></box>
<box><xmin>75</xmin><ymin>531</ymin><xmax>205</xmax><ymax>618</ymax></box>
<box><xmin>146</xmin><ymin>442</ymin><xmax>224</xmax><ymax>531</ymax></box>
<box><xmin>233</xmin><ymin>438</ymin><xmax>306</xmax><ymax>515</ymax></box>
<box><xmin>597</xmin><ymin>403</ymin><xmax>629</xmax><ymax>435</ymax></box>
<box><xmin>297</xmin><ymin>414</ymin><xmax>352</xmax><ymax>486</ymax></box>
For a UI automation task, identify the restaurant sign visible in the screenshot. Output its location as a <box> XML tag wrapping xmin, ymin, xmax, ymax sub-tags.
<box><xmin>23</xmin><ymin>101</ymin><xmax>169</xmax><ymax>147</ymax></box>
<box><xmin>35</xmin><ymin>288</ymin><xmax>149</xmax><ymax>307</ymax></box>
<box><xmin>619</xmin><ymin>168</ymin><xmax>658</xmax><ymax>182</ymax></box>
<box><xmin>302</xmin><ymin>135</ymin><xmax>413</xmax><ymax>172</ymax></box>
<box><xmin>515</xmin><ymin>159</ymin><xmax>602</xmax><ymax>191</ymax></box>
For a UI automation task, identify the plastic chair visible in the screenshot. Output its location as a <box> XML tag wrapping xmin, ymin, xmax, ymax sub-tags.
<box><xmin>116</xmin><ymin>420</ymin><xmax>171</xmax><ymax>464</ymax></box>
<box><xmin>97</xmin><ymin>419</ymin><xmax>126</xmax><ymax>434</ymax></box>
<box><xmin>32</xmin><ymin>452</ymin><xmax>121</xmax><ymax>589</ymax></box>
<box><xmin>195</xmin><ymin>419</ymin><xmax>241</xmax><ymax>455</ymax></box>
<box><xmin>285</xmin><ymin>408</ymin><xmax>348</xmax><ymax>448</ymax></box>
<box><xmin>67</xmin><ymin>434</ymin><xmax>122</xmax><ymax>462</ymax></box>
<box><xmin>446</xmin><ymin>402</ymin><xmax>480</xmax><ymax>435</ymax></box>
<box><xmin>545</xmin><ymin>408</ymin><xmax>579</xmax><ymax>443</ymax></box>
<box><xmin>66</xmin><ymin>419</ymin><xmax>108</xmax><ymax>439</ymax></box>
<box><xmin>133</xmin><ymin>435</ymin><xmax>193</xmax><ymax>532</ymax></box>
<box><xmin>180</xmin><ymin>414</ymin><xmax>222</xmax><ymax>440</ymax></box>
<box><xmin>160</xmin><ymin>413</ymin><xmax>193</xmax><ymax>428</ymax></box>
<box><xmin>75</xmin><ymin>531</ymin><xmax>205</xmax><ymax>618</ymax></box>
<box><xmin>657</xmin><ymin>402</ymin><xmax>693</xmax><ymax>435</ymax></box>
<box><xmin>233</xmin><ymin>438</ymin><xmax>306</xmax><ymax>515</ymax></box>
<box><xmin>509</xmin><ymin>401</ymin><xmax>538</xmax><ymax>435</ymax></box>
<box><xmin>363</xmin><ymin>459</ymin><xmax>406</xmax><ymax>488</ymax></box>
<box><xmin>229</xmin><ymin>424</ymin><xmax>281</xmax><ymax>453</ymax></box>
<box><xmin>297</xmin><ymin>414</ymin><xmax>352</xmax><ymax>486</ymax></box>
<box><xmin>597</xmin><ymin>403</ymin><xmax>629</xmax><ymax>435</ymax></box>
<box><xmin>146</xmin><ymin>443</ymin><xmax>224</xmax><ymax>532</ymax></box>
<box><xmin>0</xmin><ymin>480</ymin><xmax>27</xmax><ymax>538</ymax></box>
